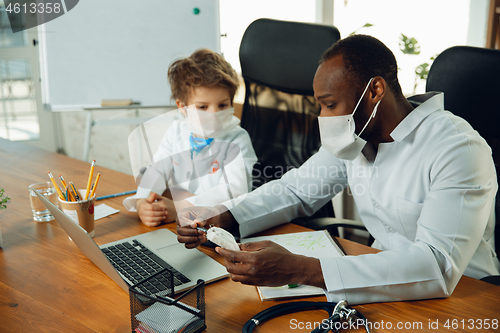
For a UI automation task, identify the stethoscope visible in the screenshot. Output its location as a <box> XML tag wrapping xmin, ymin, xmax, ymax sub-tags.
<box><xmin>242</xmin><ymin>300</ymin><xmax>370</xmax><ymax>333</ymax></box>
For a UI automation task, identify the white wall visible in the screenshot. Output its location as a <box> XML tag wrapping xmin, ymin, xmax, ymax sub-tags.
<box><xmin>219</xmin><ymin>0</ymin><xmax>318</xmax><ymax>74</ymax></box>
<box><xmin>467</xmin><ymin>0</ymin><xmax>490</xmax><ymax>47</ymax></box>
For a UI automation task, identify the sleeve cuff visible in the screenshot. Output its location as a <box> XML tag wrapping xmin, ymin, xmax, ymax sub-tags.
<box><xmin>319</xmin><ymin>257</ymin><xmax>347</xmax><ymax>302</ymax></box>
<box><xmin>221</xmin><ymin>196</ymin><xmax>252</xmax><ymax>238</ymax></box>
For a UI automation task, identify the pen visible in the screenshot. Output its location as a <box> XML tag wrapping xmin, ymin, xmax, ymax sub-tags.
<box><xmin>89</xmin><ymin>173</ymin><xmax>101</xmax><ymax>198</ymax></box>
<box><xmin>48</xmin><ymin>172</ymin><xmax>65</xmax><ymax>200</ymax></box>
<box><xmin>96</xmin><ymin>190</ymin><xmax>137</xmax><ymax>201</ymax></box>
<box><xmin>85</xmin><ymin>160</ymin><xmax>95</xmax><ymax>200</ymax></box>
<box><xmin>197</xmin><ymin>226</ymin><xmax>208</xmax><ymax>233</ymax></box>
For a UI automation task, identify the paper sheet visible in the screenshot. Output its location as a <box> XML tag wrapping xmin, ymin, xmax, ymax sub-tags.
<box><xmin>135</xmin><ymin>301</ymin><xmax>198</xmax><ymax>333</ymax></box>
<box><xmin>94</xmin><ymin>204</ymin><xmax>120</xmax><ymax>220</ymax></box>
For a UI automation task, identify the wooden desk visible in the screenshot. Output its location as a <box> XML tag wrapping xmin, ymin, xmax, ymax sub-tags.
<box><xmin>0</xmin><ymin>138</ymin><xmax>499</xmax><ymax>332</ymax></box>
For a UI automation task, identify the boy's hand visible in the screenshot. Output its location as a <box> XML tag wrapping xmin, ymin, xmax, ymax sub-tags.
<box><xmin>137</xmin><ymin>192</ymin><xmax>177</xmax><ymax>227</ymax></box>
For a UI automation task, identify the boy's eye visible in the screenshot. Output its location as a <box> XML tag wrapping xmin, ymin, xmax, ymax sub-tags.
<box><xmin>197</xmin><ymin>105</ymin><xmax>207</xmax><ymax>110</ymax></box>
<box><xmin>219</xmin><ymin>103</ymin><xmax>229</xmax><ymax>108</ymax></box>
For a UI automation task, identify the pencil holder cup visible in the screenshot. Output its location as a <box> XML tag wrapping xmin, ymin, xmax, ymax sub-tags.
<box><xmin>129</xmin><ymin>270</ymin><xmax>206</xmax><ymax>333</ymax></box>
<box><xmin>58</xmin><ymin>190</ymin><xmax>96</xmax><ymax>237</ymax></box>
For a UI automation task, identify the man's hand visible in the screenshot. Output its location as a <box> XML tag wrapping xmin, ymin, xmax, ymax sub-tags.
<box><xmin>176</xmin><ymin>206</ymin><xmax>221</xmax><ymax>248</ymax></box>
<box><xmin>216</xmin><ymin>241</ymin><xmax>326</xmax><ymax>288</ymax></box>
<box><xmin>176</xmin><ymin>205</ymin><xmax>236</xmax><ymax>249</ymax></box>
<box><xmin>137</xmin><ymin>192</ymin><xmax>177</xmax><ymax>227</ymax></box>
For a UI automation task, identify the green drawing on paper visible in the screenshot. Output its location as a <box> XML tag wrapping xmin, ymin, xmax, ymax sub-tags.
<box><xmin>272</xmin><ymin>234</ymin><xmax>327</xmax><ymax>251</ymax></box>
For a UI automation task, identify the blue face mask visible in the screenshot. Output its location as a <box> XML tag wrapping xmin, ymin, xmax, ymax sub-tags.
<box><xmin>189</xmin><ymin>133</ymin><xmax>213</xmax><ymax>155</ymax></box>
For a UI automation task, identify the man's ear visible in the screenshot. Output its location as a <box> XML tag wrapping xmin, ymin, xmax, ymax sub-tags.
<box><xmin>370</xmin><ymin>76</ymin><xmax>386</xmax><ymax>103</ymax></box>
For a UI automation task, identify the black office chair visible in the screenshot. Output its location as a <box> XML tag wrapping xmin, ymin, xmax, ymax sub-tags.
<box><xmin>426</xmin><ymin>45</ymin><xmax>500</xmax><ymax>285</ymax></box>
<box><xmin>238</xmin><ymin>18</ymin><xmax>345</xmax><ymax>230</ymax></box>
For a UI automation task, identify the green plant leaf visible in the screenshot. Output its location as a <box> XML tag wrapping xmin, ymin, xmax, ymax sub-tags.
<box><xmin>415</xmin><ymin>63</ymin><xmax>430</xmax><ymax>80</ymax></box>
<box><xmin>0</xmin><ymin>189</ymin><xmax>9</xmax><ymax>210</ymax></box>
<box><xmin>399</xmin><ymin>33</ymin><xmax>421</xmax><ymax>55</ymax></box>
<box><xmin>349</xmin><ymin>23</ymin><xmax>374</xmax><ymax>36</ymax></box>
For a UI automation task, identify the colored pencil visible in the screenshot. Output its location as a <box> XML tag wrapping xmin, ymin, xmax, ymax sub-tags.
<box><xmin>96</xmin><ymin>190</ymin><xmax>136</xmax><ymax>201</ymax></box>
<box><xmin>59</xmin><ymin>175</ymin><xmax>75</xmax><ymax>201</ymax></box>
<box><xmin>69</xmin><ymin>182</ymin><xmax>81</xmax><ymax>201</ymax></box>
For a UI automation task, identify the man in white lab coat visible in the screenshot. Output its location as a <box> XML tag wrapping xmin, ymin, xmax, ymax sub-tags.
<box><xmin>176</xmin><ymin>34</ymin><xmax>500</xmax><ymax>304</ymax></box>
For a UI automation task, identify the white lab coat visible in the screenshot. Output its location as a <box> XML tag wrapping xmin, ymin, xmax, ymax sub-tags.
<box><xmin>224</xmin><ymin>93</ymin><xmax>500</xmax><ymax>304</ymax></box>
<box><xmin>123</xmin><ymin>117</ymin><xmax>257</xmax><ymax>211</ymax></box>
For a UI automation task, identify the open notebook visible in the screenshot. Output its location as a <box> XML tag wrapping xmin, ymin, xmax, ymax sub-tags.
<box><xmin>241</xmin><ymin>230</ymin><xmax>345</xmax><ymax>300</ymax></box>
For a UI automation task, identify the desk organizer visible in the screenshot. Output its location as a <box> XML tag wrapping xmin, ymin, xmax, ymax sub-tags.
<box><xmin>129</xmin><ymin>268</ymin><xmax>206</xmax><ymax>333</ymax></box>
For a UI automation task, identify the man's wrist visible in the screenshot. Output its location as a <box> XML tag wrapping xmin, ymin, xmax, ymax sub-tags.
<box><xmin>214</xmin><ymin>205</ymin><xmax>239</xmax><ymax>236</ymax></box>
<box><xmin>298</xmin><ymin>257</ymin><xmax>326</xmax><ymax>289</ymax></box>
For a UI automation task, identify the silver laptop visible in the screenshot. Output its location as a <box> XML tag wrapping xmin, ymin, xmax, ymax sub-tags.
<box><xmin>35</xmin><ymin>189</ymin><xmax>228</xmax><ymax>295</ymax></box>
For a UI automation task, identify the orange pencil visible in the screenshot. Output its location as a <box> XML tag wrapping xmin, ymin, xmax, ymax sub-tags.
<box><xmin>89</xmin><ymin>173</ymin><xmax>101</xmax><ymax>198</ymax></box>
<box><xmin>48</xmin><ymin>172</ymin><xmax>65</xmax><ymax>200</ymax></box>
<box><xmin>59</xmin><ymin>175</ymin><xmax>75</xmax><ymax>201</ymax></box>
<box><xmin>85</xmin><ymin>160</ymin><xmax>95</xmax><ymax>200</ymax></box>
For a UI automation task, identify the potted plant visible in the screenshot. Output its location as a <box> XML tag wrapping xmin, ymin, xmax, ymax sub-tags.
<box><xmin>0</xmin><ymin>189</ymin><xmax>9</xmax><ymax>210</ymax></box>
<box><xmin>0</xmin><ymin>189</ymin><xmax>9</xmax><ymax>248</ymax></box>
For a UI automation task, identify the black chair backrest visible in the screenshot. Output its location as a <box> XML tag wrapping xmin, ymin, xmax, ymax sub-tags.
<box><xmin>238</xmin><ymin>18</ymin><xmax>341</xmax><ymax>223</ymax></box>
<box><xmin>426</xmin><ymin>45</ymin><xmax>500</xmax><ymax>255</ymax></box>
<box><xmin>426</xmin><ymin>46</ymin><xmax>500</xmax><ymax>138</ymax></box>
<box><xmin>240</xmin><ymin>18</ymin><xmax>341</xmax><ymax>96</ymax></box>
<box><xmin>239</xmin><ymin>18</ymin><xmax>340</xmax><ymax>181</ymax></box>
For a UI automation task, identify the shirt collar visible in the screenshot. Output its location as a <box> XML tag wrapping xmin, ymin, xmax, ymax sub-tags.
<box><xmin>390</xmin><ymin>92</ymin><xmax>444</xmax><ymax>142</ymax></box>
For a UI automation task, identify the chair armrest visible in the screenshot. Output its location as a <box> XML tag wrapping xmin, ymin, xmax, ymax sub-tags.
<box><xmin>480</xmin><ymin>275</ymin><xmax>500</xmax><ymax>286</ymax></box>
<box><xmin>307</xmin><ymin>217</ymin><xmax>367</xmax><ymax>231</ymax></box>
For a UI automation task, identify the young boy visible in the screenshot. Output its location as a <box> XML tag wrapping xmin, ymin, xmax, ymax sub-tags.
<box><xmin>123</xmin><ymin>49</ymin><xmax>257</xmax><ymax>227</ymax></box>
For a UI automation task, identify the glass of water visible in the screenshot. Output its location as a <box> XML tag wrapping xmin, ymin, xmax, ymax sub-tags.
<box><xmin>28</xmin><ymin>182</ymin><xmax>58</xmax><ymax>222</ymax></box>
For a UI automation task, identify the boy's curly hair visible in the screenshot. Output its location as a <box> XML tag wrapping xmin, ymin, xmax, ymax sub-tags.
<box><xmin>168</xmin><ymin>48</ymin><xmax>239</xmax><ymax>104</ymax></box>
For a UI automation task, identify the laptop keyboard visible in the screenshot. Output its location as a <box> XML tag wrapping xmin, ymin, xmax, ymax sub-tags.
<box><xmin>101</xmin><ymin>239</ymin><xmax>191</xmax><ymax>295</ymax></box>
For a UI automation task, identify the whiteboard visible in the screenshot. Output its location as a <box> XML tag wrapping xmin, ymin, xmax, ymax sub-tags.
<box><xmin>38</xmin><ymin>0</ymin><xmax>220</xmax><ymax>111</ymax></box>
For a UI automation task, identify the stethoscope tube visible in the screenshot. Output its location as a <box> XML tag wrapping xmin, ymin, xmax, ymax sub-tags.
<box><xmin>242</xmin><ymin>301</ymin><xmax>337</xmax><ymax>333</ymax></box>
<box><xmin>242</xmin><ymin>300</ymin><xmax>370</xmax><ymax>333</ymax></box>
